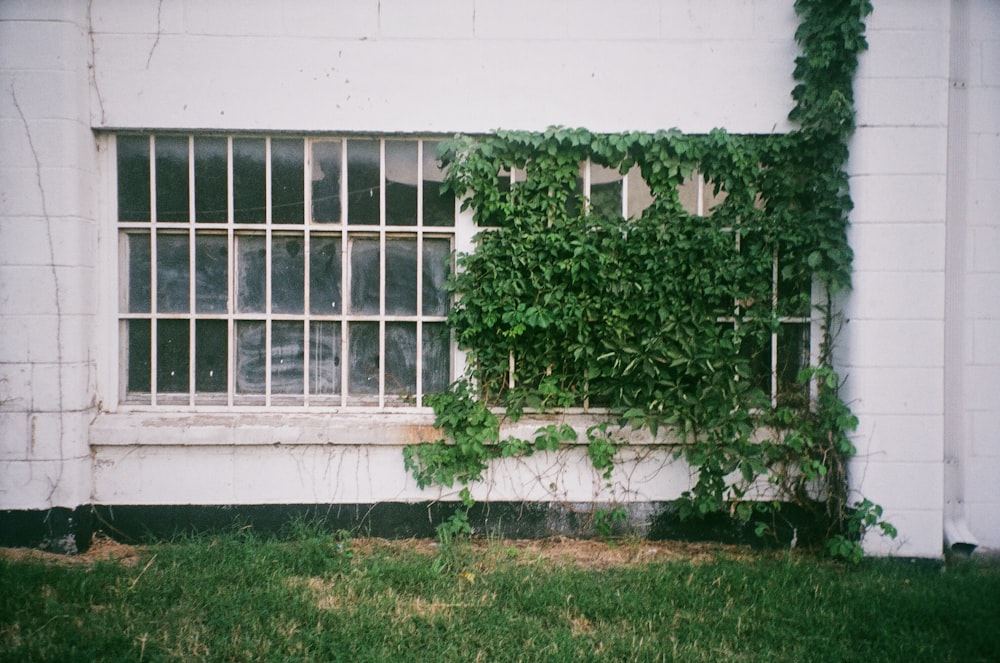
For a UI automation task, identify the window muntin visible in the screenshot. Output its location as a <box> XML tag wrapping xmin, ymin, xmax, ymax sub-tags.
<box><xmin>116</xmin><ymin>134</ymin><xmax>456</xmax><ymax>409</ymax></box>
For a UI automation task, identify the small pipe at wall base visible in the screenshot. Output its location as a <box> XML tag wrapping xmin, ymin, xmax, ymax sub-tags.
<box><xmin>943</xmin><ymin>518</ymin><xmax>979</xmax><ymax>558</ymax></box>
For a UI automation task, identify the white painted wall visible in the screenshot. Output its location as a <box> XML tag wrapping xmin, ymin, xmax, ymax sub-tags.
<box><xmin>2</xmin><ymin>0</ymin><xmax>996</xmax><ymax>557</ymax></box>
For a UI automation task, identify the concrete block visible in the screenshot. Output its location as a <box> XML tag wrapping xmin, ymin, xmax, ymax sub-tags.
<box><xmin>0</xmin><ymin>216</ymin><xmax>98</xmax><ymax>269</ymax></box>
<box><xmin>866</xmin><ymin>0</ymin><xmax>950</xmax><ymax>32</ymax></box>
<box><xmin>846</xmin><ymin>271</ymin><xmax>945</xmax><ymax>321</ymax></box>
<box><xmin>859</xmin><ymin>508</ymin><xmax>942</xmax><ymax>558</ymax></box>
<box><xmin>28</xmin><ymin>411</ymin><xmax>92</xmax><ymax>460</ymax></box>
<box><xmin>966</xmin><ymin>273</ymin><xmax>1000</xmax><ymax>318</ymax></box>
<box><xmin>0</xmin><ymin>0</ymin><xmax>87</xmax><ymax>23</ymax></box>
<box><xmin>280</xmin><ymin>0</ymin><xmax>378</xmax><ymax>38</ymax></box>
<box><xmin>851</xmin><ymin>414</ymin><xmax>944</xmax><ymax>464</ymax></box>
<box><xmin>857</xmin><ymin>30</ymin><xmax>949</xmax><ymax>80</ymax></box>
<box><xmin>0</xmin><ymin>119</ymin><xmax>96</xmax><ymax>173</ymax></box>
<box><xmin>981</xmin><ymin>40</ymin><xmax>1000</xmax><ymax>86</ymax></box>
<box><xmin>0</xmin><ymin>20</ymin><xmax>88</xmax><ymax>73</ymax></box>
<box><xmin>30</xmin><ymin>361</ymin><xmax>96</xmax><ymax>412</ymax></box>
<box><xmin>849</xmin><ymin>127</ymin><xmax>948</xmax><ymax>176</ymax></box>
<box><xmin>965</xmin><ymin>365</ymin><xmax>1000</xmax><ymax>412</ymax></box>
<box><xmin>856</xmin><ymin>77</ymin><xmax>948</xmax><ymax>127</ymax></box>
<box><xmin>130</xmin><ymin>446</ymin><xmax>236</xmax><ymax>505</ymax></box>
<box><xmin>843</xmin><ymin>366</ymin><xmax>943</xmax><ymax>416</ymax></box>
<box><xmin>968</xmin><ymin>0</ymin><xmax>1000</xmax><ymax>42</ymax></box>
<box><xmin>379</xmin><ymin>0</ymin><xmax>473</xmax><ymax>39</ymax></box>
<box><xmin>90</xmin><ymin>0</ymin><xmax>184</xmax><ymax>35</ymax></box>
<box><xmin>974</xmin><ymin>132</ymin><xmax>1000</xmax><ymax>181</ymax></box>
<box><xmin>0</xmin><ymin>412</ymin><xmax>30</xmax><ymax>459</ymax></box>
<box><xmin>969</xmin><ymin>88</ymin><xmax>1000</xmax><ymax>134</ymax></box>
<box><xmin>849</xmin><ymin>174</ymin><xmax>947</xmax><ymax>223</ymax></box>
<box><xmin>0</xmin><ymin>316</ymin><xmax>30</xmax><ymax>363</ymax></box>
<box><xmin>838</xmin><ymin>319</ymin><xmax>943</xmax><ymax>369</ymax></box>
<box><xmin>183</xmin><ymin>0</ymin><xmax>284</xmax><ymax>36</ymax></box>
<box><xmin>473</xmin><ymin>0</ymin><xmax>570</xmax><ymax>39</ymax></box>
<box><xmin>850</xmin><ymin>460</ymin><xmax>943</xmax><ymax>512</ymax></box>
<box><xmin>972</xmin><ymin>320</ymin><xmax>1000</xmax><ymax>366</ymax></box>
<box><xmin>563</xmin><ymin>0</ymin><xmax>662</xmax><ymax>40</ymax></box>
<box><xmin>0</xmin><ymin>363</ymin><xmax>32</xmax><ymax>412</ymax></box>
<box><xmin>660</xmin><ymin>0</ymin><xmax>754</xmax><ymax>40</ymax></box>
<box><xmin>91</xmin><ymin>448</ymin><xmax>143</xmax><ymax>503</ymax></box>
<box><xmin>0</xmin><ymin>314</ymin><xmax>93</xmax><ymax>365</ymax></box>
<box><xmin>966</xmin><ymin>501</ymin><xmax>1000</xmax><ymax>549</ymax></box>
<box><xmin>0</xmin><ymin>455</ymin><xmax>90</xmax><ymax>509</ymax></box>
<box><xmin>752</xmin><ymin>0</ymin><xmax>798</xmax><ymax>41</ymax></box>
<box><xmin>969</xmin><ymin>184</ymin><xmax>1000</xmax><ymax>227</ymax></box>
<box><xmin>0</xmin><ymin>71</ymin><xmax>90</xmax><ymax>123</ymax></box>
<box><xmin>849</xmin><ymin>223</ymin><xmax>945</xmax><ymax>272</ymax></box>
<box><xmin>970</xmin><ymin>410</ymin><xmax>1000</xmax><ymax>457</ymax></box>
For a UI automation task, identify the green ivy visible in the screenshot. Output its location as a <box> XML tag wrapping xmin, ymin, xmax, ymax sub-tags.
<box><xmin>405</xmin><ymin>0</ymin><xmax>892</xmax><ymax>560</ymax></box>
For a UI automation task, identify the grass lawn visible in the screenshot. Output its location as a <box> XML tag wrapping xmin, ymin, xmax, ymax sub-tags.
<box><xmin>2</xmin><ymin>530</ymin><xmax>998</xmax><ymax>662</ymax></box>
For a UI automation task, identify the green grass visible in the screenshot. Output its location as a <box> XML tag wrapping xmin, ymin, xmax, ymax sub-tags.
<box><xmin>2</xmin><ymin>530</ymin><xmax>999</xmax><ymax>662</ymax></box>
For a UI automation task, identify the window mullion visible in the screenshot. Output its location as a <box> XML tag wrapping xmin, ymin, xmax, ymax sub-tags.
<box><xmin>771</xmin><ymin>247</ymin><xmax>779</xmax><ymax>407</ymax></box>
<box><xmin>149</xmin><ymin>135</ymin><xmax>159</xmax><ymax>406</ymax></box>
<box><xmin>264</xmin><ymin>138</ymin><xmax>273</xmax><ymax>406</ymax></box>
<box><xmin>187</xmin><ymin>135</ymin><xmax>196</xmax><ymax>406</ymax></box>
<box><xmin>378</xmin><ymin>139</ymin><xmax>386</xmax><ymax>408</ymax></box>
<box><xmin>340</xmin><ymin>140</ymin><xmax>349</xmax><ymax>407</ymax></box>
<box><xmin>415</xmin><ymin>141</ymin><xmax>424</xmax><ymax>406</ymax></box>
<box><xmin>303</xmin><ymin>140</ymin><xmax>311</xmax><ymax>404</ymax></box>
<box><xmin>226</xmin><ymin>136</ymin><xmax>235</xmax><ymax>409</ymax></box>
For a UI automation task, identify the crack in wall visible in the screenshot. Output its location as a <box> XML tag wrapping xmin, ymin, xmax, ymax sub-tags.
<box><xmin>145</xmin><ymin>0</ymin><xmax>164</xmax><ymax>69</ymax></box>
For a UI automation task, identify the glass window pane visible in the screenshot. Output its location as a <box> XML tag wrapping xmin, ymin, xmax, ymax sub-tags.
<box><xmin>348</xmin><ymin>322</ymin><xmax>379</xmax><ymax>397</ymax></box>
<box><xmin>777</xmin><ymin>323</ymin><xmax>809</xmax><ymax>406</ymax></box>
<box><xmin>156</xmin><ymin>233</ymin><xmax>189</xmax><ymax>313</ymax></box>
<box><xmin>422</xmin><ymin>140</ymin><xmax>453</xmax><ymax>227</ymax></box>
<box><xmin>385</xmin><ymin>238</ymin><xmax>417</xmax><ymax>316</ymax></box>
<box><xmin>117</xmin><ymin>135</ymin><xmax>150</xmax><ymax>221</ymax></box>
<box><xmin>195</xmin><ymin>234</ymin><xmax>227</xmax><ymax>313</ymax></box>
<box><xmin>591</xmin><ymin>181</ymin><xmax>623</xmax><ymax>218</ymax></box>
<box><xmin>422</xmin><ymin>238</ymin><xmax>450</xmax><ymax>316</ymax></box>
<box><xmin>422</xmin><ymin>322</ymin><xmax>450</xmax><ymax>394</ymax></box>
<box><xmin>271</xmin><ymin>321</ymin><xmax>304</xmax><ymax>395</ymax></box>
<box><xmin>194</xmin><ymin>137</ymin><xmax>227</xmax><ymax>223</ymax></box>
<box><xmin>385</xmin><ymin>140</ymin><xmax>417</xmax><ymax>226</ymax></box>
<box><xmin>195</xmin><ymin>320</ymin><xmax>227</xmax><ymax>392</ymax></box>
<box><xmin>349</xmin><ymin>238</ymin><xmax>379</xmax><ymax>314</ymax></box>
<box><xmin>385</xmin><ymin>322</ymin><xmax>416</xmax><ymax>398</ymax></box>
<box><xmin>126</xmin><ymin>319</ymin><xmax>151</xmax><ymax>393</ymax></box>
<box><xmin>272</xmin><ymin>138</ymin><xmax>304</xmax><ymax>224</ymax></box>
<box><xmin>155</xmin><ymin>135</ymin><xmax>190</xmax><ymax>223</ymax></box>
<box><xmin>125</xmin><ymin>232</ymin><xmax>151</xmax><ymax>313</ymax></box>
<box><xmin>347</xmin><ymin>139</ymin><xmax>380</xmax><ymax>225</ymax></box>
<box><xmin>237</xmin><ymin>235</ymin><xmax>266</xmax><ymax>313</ymax></box>
<box><xmin>311</xmin><ymin>140</ymin><xmax>342</xmax><ymax>223</ymax></box>
<box><xmin>310</xmin><ymin>235</ymin><xmax>341</xmax><ymax>314</ymax></box>
<box><xmin>271</xmin><ymin>235</ymin><xmax>304</xmax><ymax>314</ymax></box>
<box><xmin>738</xmin><ymin>329</ymin><xmax>772</xmax><ymax>398</ymax></box>
<box><xmin>157</xmin><ymin>319</ymin><xmax>189</xmax><ymax>393</ymax></box>
<box><xmin>310</xmin><ymin>321</ymin><xmax>341</xmax><ymax>395</ymax></box>
<box><xmin>233</xmin><ymin>138</ymin><xmax>266</xmax><ymax>223</ymax></box>
<box><xmin>236</xmin><ymin>321</ymin><xmax>265</xmax><ymax>394</ymax></box>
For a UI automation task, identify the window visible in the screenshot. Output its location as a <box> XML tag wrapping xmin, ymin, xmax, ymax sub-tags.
<box><xmin>116</xmin><ymin>135</ymin><xmax>457</xmax><ymax>408</ymax></box>
<box><xmin>566</xmin><ymin>160</ymin><xmax>811</xmax><ymax>407</ymax></box>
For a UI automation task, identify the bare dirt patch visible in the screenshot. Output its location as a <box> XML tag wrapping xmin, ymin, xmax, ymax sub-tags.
<box><xmin>0</xmin><ymin>534</ymin><xmax>140</xmax><ymax>567</ymax></box>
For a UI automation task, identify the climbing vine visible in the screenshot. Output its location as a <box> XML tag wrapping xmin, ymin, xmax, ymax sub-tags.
<box><xmin>404</xmin><ymin>0</ymin><xmax>895</xmax><ymax>559</ymax></box>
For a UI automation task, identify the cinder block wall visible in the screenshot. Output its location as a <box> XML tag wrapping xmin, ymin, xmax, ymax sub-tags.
<box><xmin>0</xmin><ymin>1</ymin><xmax>98</xmax><ymax>541</ymax></box>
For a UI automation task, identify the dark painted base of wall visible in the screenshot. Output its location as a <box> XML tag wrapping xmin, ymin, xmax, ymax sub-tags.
<box><xmin>2</xmin><ymin>501</ymin><xmax>833</xmax><ymax>554</ymax></box>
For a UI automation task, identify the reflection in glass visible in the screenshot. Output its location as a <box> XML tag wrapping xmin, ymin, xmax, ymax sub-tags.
<box><xmin>422</xmin><ymin>238</ymin><xmax>450</xmax><ymax>316</ymax></box>
<box><xmin>194</xmin><ymin>137</ymin><xmax>227</xmax><ymax>222</ymax></box>
<box><xmin>126</xmin><ymin>232</ymin><xmax>151</xmax><ymax>313</ymax></box>
<box><xmin>272</xmin><ymin>138</ymin><xmax>304</xmax><ymax>223</ymax></box>
<box><xmin>236</xmin><ymin>321</ymin><xmax>265</xmax><ymax>394</ymax></box>
<box><xmin>310</xmin><ymin>321</ymin><xmax>341</xmax><ymax>395</ymax></box>
<box><xmin>195</xmin><ymin>320</ymin><xmax>227</xmax><ymax>392</ymax></box>
<box><xmin>234</xmin><ymin>138</ymin><xmax>266</xmax><ymax>223</ymax></box>
<box><xmin>422</xmin><ymin>322</ymin><xmax>451</xmax><ymax>394</ymax></box>
<box><xmin>348</xmin><ymin>322</ymin><xmax>379</xmax><ymax>396</ymax></box>
<box><xmin>271</xmin><ymin>235</ymin><xmax>304</xmax><ymax>314</ymax></box>
<box><xmin>385</xmin><ymin>239</ymin><xmax>417</xmax><ymax>315</ymax></box>
<box><xmin>310</xmin><ymin>235</ymin><xmax>341</xmax><ymax>314</ymax></box>
<box><xmin>157</xmin><ymin>233</ymin><xmax>189</xmax><ymax>313</ymax></box>
<box><xmin>127</xmin><ymin>319</ymin><xmax>151</xmax><ymax>393</ymax></box>
<box><xmin>347</xmin><ymin>140</ymin><xmax>380</xmax><ymax>224</ymax></box>
<box><xmin>349</xmin><ymin>238</ymin><xmax>379</xmax><ymax>314</ymax></box>
<box><xmin>237</xmin><ymin>235</ymin><xmax>266</xmax><ymax>313</ymax></box>
<box><xmin>155</xmin><ymin>135</ymin><xmax>189</xmax><ymax>223</ymax></box>
<box><xmin>385</xmin><ymin>141</ymin><xmax>417</xmax><ymax>226</ymax></box>
<box><xmin>311</xmin><ymin>140</ymin><xmax>342</xmax><ymax>223</ymax></box>
<box><xmin>422</xmin><ymin>141</ymin><xmax>453</xmax><ymax>227</ymax></box>
<box><xmin>157</xmin><ymin>319</ymin><xmax>189</xmax><ymax>393</ymax></box>
<box><xmin>271</xmin><ymin>321</ymin><xmax>304</xmax><ymax>394</ymax></box>
<box><xmin>195</xmin><ymin>234</ymin><xmax>227</xmax><ymax>313</ymax></box>
<box><xmin>385</xmin><ymin>323</ymin><xmax>416</xmax><ymax>397</ymax></box>
<box><xmin>117</xmin><ymin>135</ymin><xmax>150</xmax><ymax>221</ymax></box>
